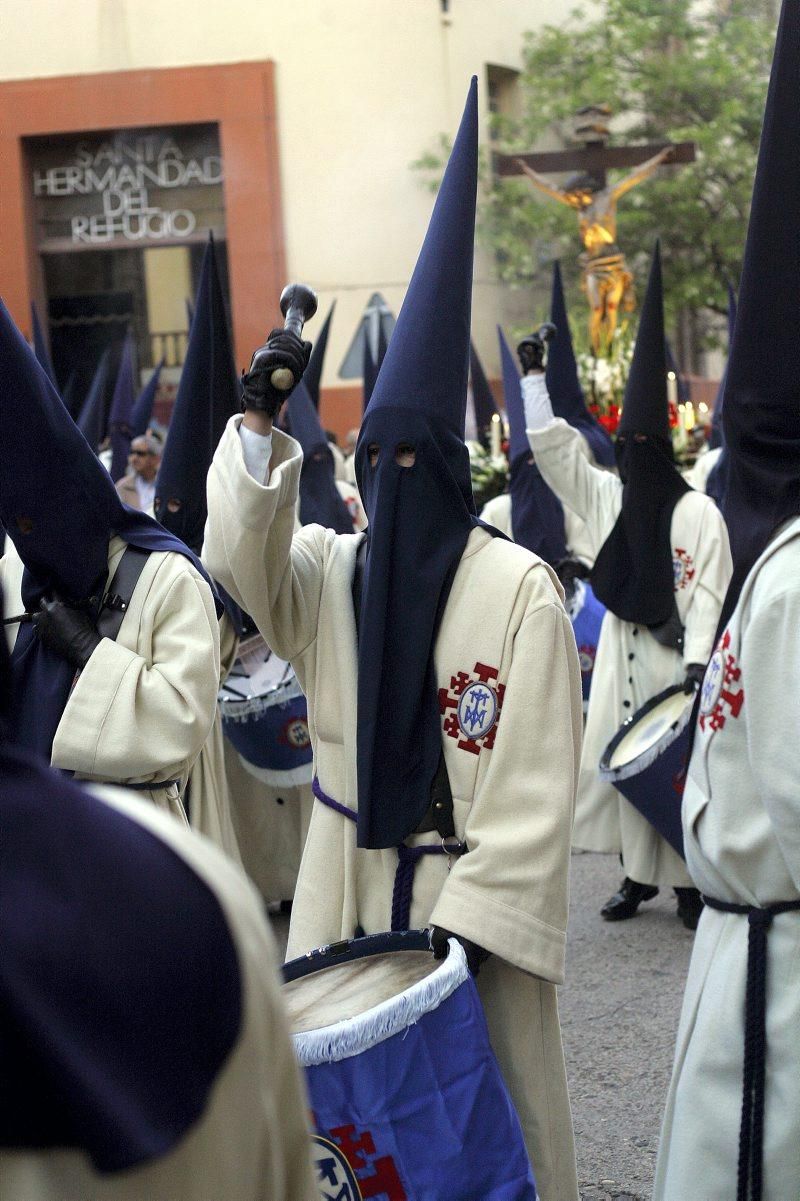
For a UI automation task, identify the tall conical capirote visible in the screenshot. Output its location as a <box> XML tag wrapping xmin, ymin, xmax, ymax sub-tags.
<box><xmin>591</xmin><ymin>242</ymin><xmax>690</xmax><ymax>626</ymax></box>
<box><xmin>108</xmin><ymin>332</ymin><xmax>136</xmax><ymax>482</ymax></box>
<box><xmin>498</xmin><ymin>324</ymin><xmax>567</xmax><ymax>564</ymax></box>
<box><xmin>362</xmin><ymin>330</ymin><xmax>378</xmax><ymax>412</ymax></box>
<box><xmin>716</xmin><ymin>0</ymin><xmax>800</xmax><ymax>630</ymax></box>
<box><xmin>130</xmin><ymin>358</ymin><xmax>165</xmax><ymax>438</ymax></box>
<box><xmin>0</xmin><ymin>299</ymin><xmax>215</xmax><ymax>760</ymax></box>
<box><xmin>618</xmin><ymin>242</ymin><xmax>670</xmax><ymax>443</ymax></box>
<box><xmin>545</xmin><ymin>260</ymin><xmax>615</xmax><ymax>467</ymax></box>
<box><xmin>31</xmin><ymin>303</ymin><xmax>59</xmax><ymax>392</ymax></box>
<box><xmin>286</xmin><ymin>378</ymin><xmax>353</xmax><ymax>533</ymax></box>
<box><xmin>61</xmin><ymin>371</ymin><xmax>79</xmax><ymax>419</ymax></box>
<box><xmin>362</xmin><ymin>79</ymin><xmax>478</xmax><ymax>435</ymax></box>
<box><xmin>302</xmin><ymin>302</ymin><xmax>334</xmax><ymax>408</ymax></box>
<box><xmin>338</xmin><ymin>292</ymin><xmax>395</xmax><ymax>379</ymax></box>
<box><xmin>154</xmin><ymin>237</ymin><xmax>240</xmax><ymax>552</ymax></box>
<box><xmin>469</xmin><ymin>340</ymin><xmax>498</xmax><ymax>440</ymax></box>
<box><xmin>352</xmin><ymin>77</ymin><xmax>494</xmax><ymax>852</ymax></box>
<box><xmin>708</xmin><ymin>284</ymin><xmax>737</xmax><ymax>452</ymax></box>
<box><xmin>76</xmin><ymin>348</ymin><xmax>112</xmax><ymax>453</ymax></box>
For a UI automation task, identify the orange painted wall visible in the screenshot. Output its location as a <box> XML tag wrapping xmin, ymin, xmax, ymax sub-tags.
<box><xmin>0</xmin><ymin>61</ymin><xmax>285</xmax><ymax>369</ymax></box>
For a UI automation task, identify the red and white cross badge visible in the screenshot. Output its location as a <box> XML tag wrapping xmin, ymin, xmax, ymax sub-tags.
<box><xmin>439</xmin><ymin>662</ymin><xmax>505</xmax><ymax>756</ymax></box>
<box><xmin>699</xmin><ymin>629</ymin><xmax>745</xmax><ymax>734</ymax></box>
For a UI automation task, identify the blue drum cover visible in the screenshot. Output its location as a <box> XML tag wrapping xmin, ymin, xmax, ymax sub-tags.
<box><xmin>303</xmin><ymin>972</ymin><xmax>537</xmax><ymax>1200</ymax></box>
<box><xmin>570</xmin><ymin>582</ymin><xmax>606</xmax><ymax>702</ymax></box>
<box><xmin>221</xmin><ymin>691</ymin><xmax>313</xmax><ymax>774</ymax></box>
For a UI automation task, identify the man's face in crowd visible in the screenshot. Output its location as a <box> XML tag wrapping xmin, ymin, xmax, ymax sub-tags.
<box><xmin>129</xmin><ymin>438</ymin><xmax>160</xmax><ymax>482</ymax></box>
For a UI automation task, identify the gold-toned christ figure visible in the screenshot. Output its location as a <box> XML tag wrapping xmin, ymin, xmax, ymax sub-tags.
<box><xmin>517</xmin><ymin>146</ymin><xmax>671</xmax><ymax>355</ymax></box>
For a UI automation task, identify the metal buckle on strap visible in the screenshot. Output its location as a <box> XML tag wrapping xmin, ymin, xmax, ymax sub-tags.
<box><xmin>441</xmin><ymin>836</ymin><xmax>466</xmax><ymax>869</ymax></box>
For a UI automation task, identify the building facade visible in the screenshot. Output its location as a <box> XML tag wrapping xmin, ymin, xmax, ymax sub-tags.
<box><xmin>0</xmin><ymin>0</ymin><xmax>579</xmax><ymax>435</ymax></box>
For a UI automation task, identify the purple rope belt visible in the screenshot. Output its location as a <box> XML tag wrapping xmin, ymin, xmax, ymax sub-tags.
<box><xmin>311</xmin><ymin>776</ymin><xmax>465</xmax><ymax>932</ymax></box>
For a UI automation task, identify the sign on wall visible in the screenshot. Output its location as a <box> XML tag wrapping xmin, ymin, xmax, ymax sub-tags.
<box><xmin>29</xmin><ymin>123</ymin><xmax>225</xmax><ymax>251</ymax></box>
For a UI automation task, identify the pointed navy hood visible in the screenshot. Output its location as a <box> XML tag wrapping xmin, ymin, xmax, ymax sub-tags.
<box><xmin>717</xmin><ymin>0</ymin><xmax>800</xmax><ymax>630</ymax></box>
<box><xmin>500</xmin><ymin>326</ymin><xmax>567</xmax><ymax>564</ymax></box>
<box><xmin>31</xmin><ymin>303</ymin><xmax>59</xmax><ymax>393</ymax></box>
<box><xmin>0</xmin><ymin>300</ymin><xmax>218</xmax><ymax>760</ymax></box>
<box><xmin>353</xmin><ymin>78</ymin><xmax>494</xmax><ymax>851</ymax></box>
<box><xmin>707</xmin><ymin>284</ymin><xmax>737</xmax><ymax>454</ymax></box>
<box><xmin>76</xmin><ymin>348</ymin><xmax>111</xmax><ymax>454</ymax></box>
<box><xmin>130</xmin><ymin>358</ymin><xmax>164</xmax><ymax>439</ymax></box>
<box><xmin>108</xmin><ymin>332</ymin><xmax>136</xmax><ymax>482</ymax></box>
<box><xmin>154</xmin><ymin>238</ymin><xmax>240</xmax><ymax>554</ymax></box>
<box><xmin>468</xmin><ymin>340</ymin><xmax>498</xmax><ymax>443</ymax></box>
<box><xmin>545</xmin><ymin>262</ymin><xmax>615</xmax><ymax>467</ymax></box>
<box><xmin>591</xmin><ymin>243</ymin><xmax>690</xmax><ymax>625</ymax></box>
<box><xmin>286</xmin><ymin>378</ymin><xmax>353</xmax><ymax>533</ymax></box>
<box><xmin>302</xmin><ymin>302</ymin><xmax>334</xmax><ymax>409</ymax></box>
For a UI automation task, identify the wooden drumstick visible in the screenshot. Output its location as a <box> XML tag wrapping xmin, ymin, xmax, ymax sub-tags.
<box><xmin>270</xmin><ymin>283</ymin><xmax>318</xmax><ymax>391</ymax></box>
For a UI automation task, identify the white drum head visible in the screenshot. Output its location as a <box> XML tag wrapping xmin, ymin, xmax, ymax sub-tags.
<box><xmin>220</xmin><ymin>635</ymin><xmax>294</xmax><ymax>702</ymax></box>
<box><xmin>284</xmin><ymin>950</ymin><xmax>436</xmax><ymax>1035</ymax></box>
<box><xmin>608</xmin><ymin>688</ymin><xmax>690</xmax><ymax>770</ymax></box>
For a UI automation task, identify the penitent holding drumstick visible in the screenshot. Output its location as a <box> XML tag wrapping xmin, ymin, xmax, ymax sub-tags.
<box><xmin>205</xmin><ymin>79</ymin><xmax>583</xmax><ymax>1201</ymax></box>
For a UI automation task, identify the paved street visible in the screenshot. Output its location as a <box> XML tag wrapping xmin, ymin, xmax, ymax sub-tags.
<box><xmin>272</xmin><ymin>849</ymin><xmax>695</xmax><ymax>1201</ymax></box>
<box><xmin>562</xmin><ymin>852</ymin><xmax>694</xmax><ymax>1201</ymax></box>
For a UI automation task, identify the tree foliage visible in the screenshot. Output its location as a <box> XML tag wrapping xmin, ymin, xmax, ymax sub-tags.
<box><xmin>415</xmin><ymin>0</ymin><xmax>776</xmax><ymax>360</ymax></box>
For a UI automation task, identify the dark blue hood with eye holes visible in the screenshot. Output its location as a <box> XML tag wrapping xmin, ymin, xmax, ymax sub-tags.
<box><xmin>352</xmin><ymin>77</ymin><xmax>503</xmax><ymax>851</ymax></box>
<box><xmin>287</xmin><ymin>377</ymin><xmax>353</xmax><ymax>534</ymax></box>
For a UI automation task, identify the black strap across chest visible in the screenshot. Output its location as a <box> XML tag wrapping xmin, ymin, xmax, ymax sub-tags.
<box><xmin>97</xmin><ymin>546</ymin><xmax>151</xmax><ymax>642</ymax></box>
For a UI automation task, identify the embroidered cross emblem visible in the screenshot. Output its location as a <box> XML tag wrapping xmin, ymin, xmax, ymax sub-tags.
<box><xmin>438</xmin><ymin>661</ymin><xmax>505</xmax><ymax>755</ymax></box>
<box><xmin>673</xmin><ymin>547</ymin><xmax>696</xmax><ymax>590</ymax></box>
<box><xmin>699</xmin><ymin>630</ymin><xmax>745</xmax><ymax>733</ymax></box>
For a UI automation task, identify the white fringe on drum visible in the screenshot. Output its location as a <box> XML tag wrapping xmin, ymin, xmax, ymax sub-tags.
<box><xmin>599</xmin><ymin>705</ymin><xmax>692</xmax><ymax>783</ymax></box>
<box><xmin>293</xmin><ymin>939</ymin><xmax>470</xmax><ymax>1067</ymax></box>
<box><xmin>237</xmin><ymin>754</ymin><xmax>314</xmax><ymax>788</ymax></box>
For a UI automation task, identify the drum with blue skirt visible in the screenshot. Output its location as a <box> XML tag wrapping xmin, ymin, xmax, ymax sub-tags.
<box><xmin>283</xmin><ymin>931</ymin><xmax>538</xmax><ymax>1201</ymax></box>
<box><xmin>599</xmin><ymin>684</ymin><xmax>694</xmax><ymax>858</ymax></box>
<box><xmin>566</xmin><ymin>580</ymin><xmax>605</xmax><ymax>706</ymax></box>
<box><xmin>218</xmin><ymin>634</ymin><xmax>312</xmax><ymax>787</ymax></box>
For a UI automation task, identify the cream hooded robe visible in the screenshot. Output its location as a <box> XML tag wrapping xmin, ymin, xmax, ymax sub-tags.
<box><xmin>1</xmin><ymin>535</ymin><xmax>220</xmax><ymax>820</ymax></box>
<box><xmin>654</xmin><ymin>516</ymin><xmax>800</xmax><ymax>1200</ymax></box>
<box><xmin>525</xmin><ymin>377</ymin><xmax>732</xmax><ymax>889</ymax></box>
<box><xmin>204</xmin><ymin>415</ymin><xmax>584</xmax><ymax>1201</ymax></box>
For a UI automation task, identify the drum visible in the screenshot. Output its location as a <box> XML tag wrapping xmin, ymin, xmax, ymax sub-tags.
<box><xmin>599</xmin><ymin>684</ymin><xmax>693</xmax><ymax>858</ymax></box>
<box><xmin>283</xmin><ymin>931</ymin><xmax>537</xmax><ymax>1201</ymax></box>
<box><xmin>567</xmin><ymin>580</ymin><xmax>605</xmax><ymax>706</ymax></box>
<box><xmin>218</xmin><ymin>634</ymin><xmax>312</xmax><ymax>787</ymax></box>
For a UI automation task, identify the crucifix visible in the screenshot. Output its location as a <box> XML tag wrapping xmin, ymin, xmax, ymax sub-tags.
<box><xmin>495</xmin><ymin>106</ymin><xmax>695</xmax><ymax>354</ymax></box>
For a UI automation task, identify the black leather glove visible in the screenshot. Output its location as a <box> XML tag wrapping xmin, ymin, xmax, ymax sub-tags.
<box><xmin>517</xmin><ymin>322</ymin><xmax>557</xmax><ymax>375</ymax></box>
<box><xmin>241</xmin><ymin>329</ymin><xmax>312</xmax><ymax>417</ymax></box>
<box><xmin>683</xmin><ymin>662</ymin><xmax>706</xmax><ymax>694</ymax></box>
<box><xmin>430</xmin><ymin>926</ymin><xmax>491</xmax><ymax>977</ymax></box>
<box><xmin>33</xmin><ymin>598</ymin><xmax>102</xmax><ymax>669</ymax></box>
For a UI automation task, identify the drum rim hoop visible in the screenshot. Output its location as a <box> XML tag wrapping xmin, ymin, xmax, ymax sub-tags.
<box><xmin>599</xmin><ymin>683</ymin><xmax>692</xmax><ymax>781</ymax></box>
<box><xmin>289</xmin><ymin>938</ymin><xmax>469</xmax><ymax>1067</ymax></box>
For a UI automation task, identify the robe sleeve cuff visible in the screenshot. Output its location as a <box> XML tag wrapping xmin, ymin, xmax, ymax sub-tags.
<box><xmin>215</xmin><ymin>416</ymin><xmax>302</xmax><ymax>531</ymax></box>
<box><xmin>430</xmin><ymin>878</ymin><xmax>566</xmax><ymax>985</ymax></box>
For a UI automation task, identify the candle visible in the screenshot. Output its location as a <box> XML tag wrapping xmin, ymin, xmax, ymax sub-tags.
<box><xmin>667</xmin><ymin>370</ymin><xmax>678</xmax><ymax>410</ymax></box>
<box><xmin>490</xmin><ymin>412</ymin><xmax>501</xmax><ymax>458</ymax></box>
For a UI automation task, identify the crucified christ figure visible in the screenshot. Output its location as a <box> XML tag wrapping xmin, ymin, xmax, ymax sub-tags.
<box><xmin>517</xmin><ymin>146</ymin><xmax>671</xmax><ymax>355</ymax></box>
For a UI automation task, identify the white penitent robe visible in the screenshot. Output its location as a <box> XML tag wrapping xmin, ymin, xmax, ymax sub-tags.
<box><xmin>1</xmin><ymin>783</ymin><xmax>316</xmax><ymax>1201</ymax></box>
<box><xmin>654</xmin><ymin>516</ymin><xmax>800</xmax><ymax>1201</ymax></box>
<box><xmin>205</xmin><ymin>416</ymin><xmax>584</xmax><ymax>1201</ymax></box>
<box><xmin>1</xmin><ymin>537</ymin><xmax>220</xmax><ymax>820</ymax></box>
<box><xmin>526</xmin><ymin>389</ymin><xmax>732</xmax><ymax>887</ymax></box>
<box><xmin>480</xmin><ymin>477</ymin><xmax>594</xmax><ymax>567</ymax></box>
<box><xmin>682</xmin><ymin>443</ymin><xmax>722</xmax><ymax>493</ymax></box>
<box><xmin>335</xmin><ymin>477</ymin><xmax>368</xmax><ymax>531</ymax></box>
<box><xmin>186</xmin><ymin>609</ymin><xmax>244</xmax><ymax>864</ymax></box>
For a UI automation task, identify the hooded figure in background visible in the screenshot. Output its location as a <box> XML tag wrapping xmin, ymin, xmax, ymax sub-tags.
<box><xmin>108</xmin><ymin>332</ymin><xmax>137</xmax><ymax>484</ymax></box>
<box><xmin>466</xmin><ymin>339</ymin><xmax>499</xmax><ymax>445</ymax></box>
<box><xmin>480</xmin><ymin>327</ymin><xmax>569</xmax><ymax>567</ymax></box>
<box><xmin>130</xmin><ymin>357</ymin><xmax>165</xmax><ymax>439</ymax></box>
<box><xmin>75</xmin><ymin>347</ymin><xmax>111</xmax><ymax>456</ymax></box>
<box><xmin>30</xmin><ymin>302</ymin><xmax>59</xmax><ymax>394</ymax></box>
<box><xmin>524</xmin><ymin>243</ymin><xmax>732</xmax><ymax>926</ymax></box>
<box><xmin>545</xmin><ymin>261</ymin><xmax>615</xmax><ymax>470</ymax></box>
<box><xmin>302</xmin><ymin>301</ymin><xmax>334</xmax><ymax>411</ymax></box>
<box><xmin>0</xmin><ymin>583</ymin><xmax>317</xmax><ymax>1201</ymax></box>
<box><xmin>205</xmin><ymin>76</ymin><xmax>583</xmax><ymax>1201</ymax></box>
<box><xmin>287</xmin><ymin>378</ymin><xmax>364</xmax><ymax>533</ymax></box>
<box><xmin>152</xmin><ymin>235</ymin><xmax>244</xmax><ymax>862</ymax></box>
<box><xmin>656</xmin><ymin>5</ymin><xmax>800</xmax><ymax>1197</ymax></box>
<box><xmin>0</xmin><ymin>299</ymin><xmax>220</xmax><ymax>819</ymax></box>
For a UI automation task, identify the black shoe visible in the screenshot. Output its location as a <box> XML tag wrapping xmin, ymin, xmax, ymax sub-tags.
<box><xmin>601</xmin><ymin>877</ymin><xmax>659</xmax><ymax>921</ymax></box>
<box><xmin>675</xmin><ymin>887</ymin><xmax>703</xmax><ymax>930</ymax></box>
